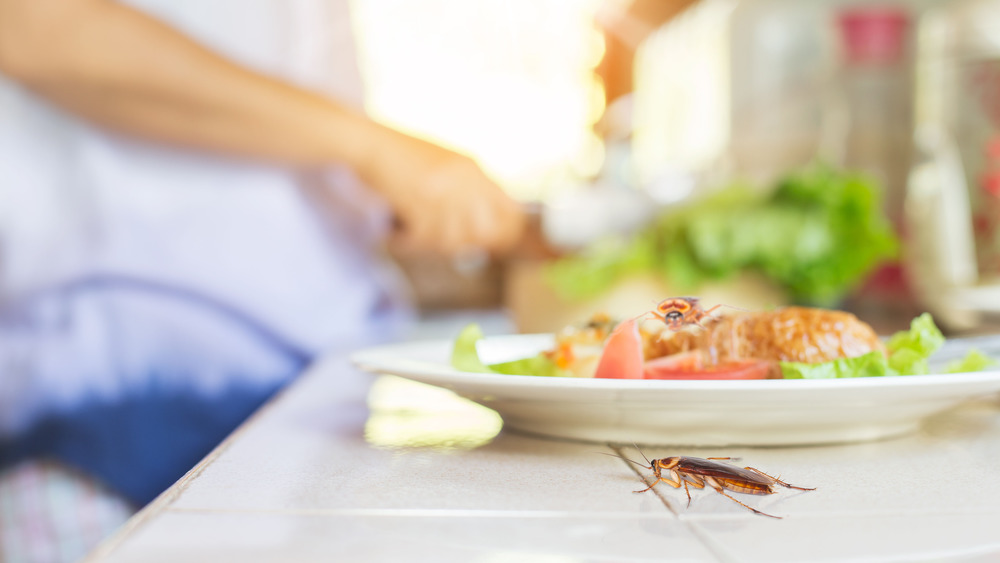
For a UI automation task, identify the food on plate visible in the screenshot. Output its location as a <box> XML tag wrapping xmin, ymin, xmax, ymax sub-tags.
<box><xmin>451</xmin><ymin>303</ymin><xmax>996</xmax><ymax>380</ymax></box>
<box><xmin>540</xmin><ymin>312</ymin><xmax>616</xmax><ymax>378</ymax></box>
<box><xmin>643</xmin><ymin>306</ymin><xmax>884</xmax><ymax>379</ymax></box>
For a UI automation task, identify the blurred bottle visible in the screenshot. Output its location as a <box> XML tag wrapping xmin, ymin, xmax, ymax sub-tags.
<box><xmin>632</xmin><ymin>0</ymin><xmax>886</xmax><ymax>192</ymax></box>
<box><xmin>905</xmin><ymin>0</ymin><xmax>1000</xmax><ymax>330</ymax></box>
<box><xmin>815</xmin><ymin>5</ymin><xmax>923</xmax><ymax>326</ymax></box>
<box><xmin>727</xmin><ymin>0</ymin><xmax>845</xmax><ymax>188</ymax></box>
<box><xmin>822</xmin><ymin>7</ymin><xmax>914</xmax><ymax>230</ymax></box>
<box><xmin>940</xmin><ymin>0</ymin><xmax>1000</xmax><ymax>283</ymax></box>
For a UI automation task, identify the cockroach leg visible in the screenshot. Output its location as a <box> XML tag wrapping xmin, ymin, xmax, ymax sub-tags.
<box><xmin>633</xmin><ymin>476</ymin><xmax>667</xmax><ymax>494</ymax></box>
<box><xmin>634</xmin><ymin>468</ymin><xmax>684</xmax><ymax>494</ymax></box>
<box><xmin>717</xmin><ymin>488</ymin><xmax>782</xmax><ymax>519</ymax></box>
<box><xmin>745</xmin><ymin>466</ymin><xmax>816</xmax><ymax>491</ymax></box>
<box><xmin>681</xmin><ymin>474</ymin><xmax>705</xmax><ymax>508</ymax></box>
<box><xmin>683</xmin><ymin>475</ymin><xmax>706</xmax><ymax>489</ymax></box>
<box><xmin>633</xmin><ymin>481</ymin><xmax>655</xmax><ymax>494</ymax></box>
<box><xmin>744</xmin><ymin>466</ymin><xmax>778</xmax><ymax>481</ymax></box>
<box><xmin>704</xmin><ymin>476</ymin><xmax>782</xmax><ymax>519</ymax></box>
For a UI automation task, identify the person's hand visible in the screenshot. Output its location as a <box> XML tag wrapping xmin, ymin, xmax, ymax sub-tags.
<box><xmin>358</xmin><ymin>125</ymin><xmax>526</xmax><ymax>256</ymax></box>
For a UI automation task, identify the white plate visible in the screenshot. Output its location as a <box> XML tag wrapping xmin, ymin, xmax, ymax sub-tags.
<box><xmin>350</xmin><ymin>334</ymin><xmax>1000</xmax><ymax>446</ymax></box>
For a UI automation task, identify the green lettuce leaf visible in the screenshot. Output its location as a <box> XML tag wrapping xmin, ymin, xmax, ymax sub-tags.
<box><xmin>545</xmin><ymin>163</ymin><xmax>898</xmax><ymax>305</ymax></box>
<box><xmin>781</xmin><ymin>351</ymin><xmax>894</xmax><ymax>379</ymax></box>
<box><xmin>885</xmin><ymin>313</ymin><xmax>945</xmax><ymax>375</ymax></box>
<box><xmin>450</xmin><ymin>324</ymin><xmax>570</xmax><ymax>377</ymax></box>
<box><xmin>946</xmin><ymin>349</ymin><xmax>1000</xmax><ymax>374</ymax></box>
<box><xmin>489</xmin><ymin>356</ymin><xmax>565</xmax><ymax>377</ymax></box>
<box><xmin>780</xmin><ymin>314</ymin><xmax>952</xmax><ymax>379</ymax></box>
<box><xmin>450</xmin><ymin>324</ymin><xmax>493</xmax><ymax>373</ymax></box>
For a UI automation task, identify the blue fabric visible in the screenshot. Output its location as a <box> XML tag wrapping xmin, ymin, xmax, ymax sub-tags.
<box><xmin>0</xmin><ymin>379</ymin><xmax>295</xmax><ymax>506</ymax></box>
<box><xmin>0</xmin><ymin>279</ymin><xmax>312</xmax><ymax>506</ymax></box>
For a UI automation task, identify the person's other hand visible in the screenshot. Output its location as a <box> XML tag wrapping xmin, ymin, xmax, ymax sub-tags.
<box><xmin>359</xmin><ymin>126</ymin><xmax>526</xmax><ymax>256</ymax></box>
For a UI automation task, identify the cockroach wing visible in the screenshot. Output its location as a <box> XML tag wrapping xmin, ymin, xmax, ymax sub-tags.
<box><xmin>674</xmin><ymin>457</ymin><xmax>774</xmax><ymax>486</ymax></box>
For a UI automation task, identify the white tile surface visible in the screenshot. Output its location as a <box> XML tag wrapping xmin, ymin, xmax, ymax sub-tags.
<box><xmin>626</xmin><ymin>397</ymin><xmax>1000</xmax><ymax>520</ymax></box>
<box><xmin>88</xmin><ymin>336</ymin><xmax>1000</xmax><ymax>563</ymax></box>
<box><xmin>99</xmin><ymin>512</ymin><xmax>718</xmax><ymax>563</ymax></box>
<box><xmin>171</xmin><ymin>424</ymin><xmax>662</xmax><ymax>513</ymax></box>
<box><xmin>171</xmin><ymin>371</ymin><xmax>658</xmax><ymax>514</ymax></box>
<box><xmin>692</xmin><ymin>512</ymin><xmax>1000</xmax><ymax>563</ymax></box>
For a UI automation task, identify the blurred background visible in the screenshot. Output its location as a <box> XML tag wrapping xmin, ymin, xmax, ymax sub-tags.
<box><xmin>356</xmin><ymin>0</ymin><xmax>1000</xmax><ymax>336</ymax></box>
<box><xmin>6</xmin><ymin>3</ymin><xmax>999</xmax><ymax>559</ymax></box>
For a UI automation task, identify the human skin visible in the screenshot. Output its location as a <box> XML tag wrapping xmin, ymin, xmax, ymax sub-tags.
<box><xmin>0</xmin><ymin>0</ymin><xmax>525</xmax><ymax>255</ymax></box>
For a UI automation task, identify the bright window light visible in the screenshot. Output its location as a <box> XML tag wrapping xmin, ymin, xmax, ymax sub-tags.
<box><xmin>351</xmin><ymin>0</ymin><xmax>606</xmax><ymax>200</ymax></box>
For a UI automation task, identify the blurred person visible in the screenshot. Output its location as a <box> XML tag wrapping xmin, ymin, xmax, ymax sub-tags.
<box><xmin>0</xmin><ymin>0</ymin><xmax>525</xmax><ymax>560</ymax></box>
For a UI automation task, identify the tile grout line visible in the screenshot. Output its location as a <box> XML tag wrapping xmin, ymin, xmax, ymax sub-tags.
<box><xmin>607</xmin><ymin>443</ymin><xmax>679</xmax><ymax>518</ymax></box>
<box><xmin>159</xmin><ymin>504</ymin><xmax>1000</xmax><ymax>519</ymax></box>
<box><xmin>165</xmin><ymin>507</ymin><xmax>688</xmax><ymax>518</ymax></box>
<box><xmin>681</xmin><ymin>520</ymin><xmax>742</xmax><ymax>563</ymax></box>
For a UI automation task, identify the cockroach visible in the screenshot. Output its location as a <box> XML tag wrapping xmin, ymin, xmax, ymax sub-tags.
<box><xmin>610</xmin><ymin>448</ymin><xmax>814</xmax><ymax>519</ymax></box>
<box><xmin>648</xmin><ymin>297</ymin><xmax>726</xmax><ymax>331</ymax></box>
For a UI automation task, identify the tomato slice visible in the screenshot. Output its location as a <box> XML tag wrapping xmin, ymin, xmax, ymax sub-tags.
<box><xmin>644</xmin><ymin>356</ymin><xmax>772</xmax><ymax>380</ymax></box>
<box><xmin>643</xmin><ymin>351</ymin><xmax>703</xmax><ymax>377</ymax></box>
<box><xmin>594</xmin><ymin>319</ymin><xmax>644</xmax><ymax>379</ymax></box>
<box><xmin>594</xmin><ymin>320</ymin><xmax>774</xmax><ymax>380</ymax></box>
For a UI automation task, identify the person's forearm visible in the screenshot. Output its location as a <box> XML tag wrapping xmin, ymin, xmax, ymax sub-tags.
<box><xmin>0</xmin><ymin>0</ymin><xmax>377</xmax><ymax>169</ymax></box>
<box><xmin>0</xmin><ymin>0</ymin><xmax>528</xmax><ymax>254</ymax></box>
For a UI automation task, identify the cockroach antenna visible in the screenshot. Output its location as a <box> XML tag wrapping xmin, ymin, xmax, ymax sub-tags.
<box><xmin>597</xmin><ymin>451</ymin><xmax>649</xmax><ymax>469</ymax></box>
<box><xmin>632</xmin><ymin>442</ymin><xmax>653</xmax><ymax>466</ymax></box>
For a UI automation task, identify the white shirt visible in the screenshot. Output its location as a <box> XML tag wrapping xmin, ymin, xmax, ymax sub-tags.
<box><xmin>0</xmin><ymin>0</ymin><xmax>403</xmax><ymax>353</ymax></box>
<box><xmin>0</xmin><ymin>0</ymin><xmax>409</xmax><ymax>434</ymax></box>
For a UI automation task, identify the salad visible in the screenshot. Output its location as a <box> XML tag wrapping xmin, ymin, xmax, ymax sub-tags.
<box><xmin>452</xmin><ymin>307</ymin><xmax>996</xmax><ymax>381</ymax></box>
<box><xmin>545</xmin><ymin>164</ymin><xmax>898</xmax><ymax>306</ymax></box>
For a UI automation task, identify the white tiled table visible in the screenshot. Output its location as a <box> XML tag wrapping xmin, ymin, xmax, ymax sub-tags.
<box><xmin>86</xmin><ymin>326</ymin><xmax>1000</xmax><ymax>562</ymax></box>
